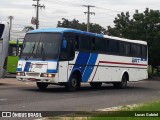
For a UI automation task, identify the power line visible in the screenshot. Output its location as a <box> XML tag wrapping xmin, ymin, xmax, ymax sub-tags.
<box><xmin>44</xmin><ymin>0</ymin><xmax>81</xmax><ymax>7</ymax></box>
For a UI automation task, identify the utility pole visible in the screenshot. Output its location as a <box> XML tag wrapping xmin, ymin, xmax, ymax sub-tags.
<box><xmin>83</xmin><ymin>5</ymin><xmax>95</xmax><ymax>32</ymax></box>
<box><xmin>8</xmin><ymin>16</ymin><xmax>14</xmax><ymax>31</ymax></box>
<box><xmin>32</xmin><ymin>0</ymin><xmax>45</xmax><ymax>29</ymax></box>
<box><xmin>8</xmin><ymin>16</ymin><xmax>14</xmax><ymax>40</ymax></box>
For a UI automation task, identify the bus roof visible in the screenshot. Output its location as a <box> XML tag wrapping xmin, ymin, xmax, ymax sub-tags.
<box><xmin>28</xmin><ymin>27</ymin><xmax>96</xmax><ymax>36</ymax></box>
<box><xmin>104</xmin><ymin>35</ymin><xmax>147</xmax><ymax>45</ymax></box>
<box><xmin>28</xmin><ymin>28</ymin><xmax>147</xmax><ymax>45</ymax></box>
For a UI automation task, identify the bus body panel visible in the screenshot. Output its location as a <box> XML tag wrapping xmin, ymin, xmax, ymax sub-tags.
<box><xmin>58</xmin><ymin>61</ymin><xmax>68</xmax><ymax>83</ymax></box>
<box><xmin>68</xmin><ymin>51</ymin><xmax>147</xmax><ymax>83</ymax></box>
<box><xmin>0</xmin><ymin>21</ymin><xmax>9</xmax><ymax>78</ymax></box>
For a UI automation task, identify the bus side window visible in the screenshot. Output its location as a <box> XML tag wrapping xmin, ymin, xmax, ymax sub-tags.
<box><xmin>125</xmin><ymin>43</ymin><xmax>131</xmax><ymax>56</ymax></box>
<box><xmin>92</xmin><ymin>38</ymin><xmax>95</xmax><ymax>51</ymax></box>
<box><xmin>60</xmin><ymin>33</ymin><xmax>75</xmax><ymax>61</ymax></box>
<box><xmin>94</xmin><ymin>38</ymin><xmax>106</xmax><ymax>53</ymax></box>
<box><xmin>79</xmin><ymin>35</ymin><xmax>91</xmax><ymax>51</ymax></box>
<box><xmin>68</xmin><ymin>40</ymin><xmax>75</xmax><ymax>60</ymax></box>
<box><xmin>60</xmin><ymin>39</ymin><xmax>68</xmax><ymax>61</ymax></box>
<box><xmin>119</xmin><ymin>42</ymin><xmax>126</xmax><ymax>55</ymax></box>
<box><xmin>75</xmin><ymin>35</ymin><xmax>79</xmax><ymax>50</ymax></box>
<box><xmin>142</xmin><ymin>45</ymin><xmax>147</xmax><ymax>58</ymax></box>
<box><xmin>137</xmin><ymin>45</ymin><xmax>141</xmax><ymax>57</ymax></box>
<box><xmin>108</xmin><ymin>39</ymin><xmax>119</xmax><ymax>54</ymax></box>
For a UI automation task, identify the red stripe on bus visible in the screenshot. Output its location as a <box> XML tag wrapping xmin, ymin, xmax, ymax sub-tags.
<box><xmin>91</xmin><ymin>61</ymin><xmax>147</xmax><ymax>82</ymax></box>
<box><xmin>91</xmin><ymin>63</ymin><xmax>99</xmax><ymax>82</ymax></box>
<box><xmin>99</xmin><ymin>61</ymin><xmax>147</xmax><ymax>66</ymax></box>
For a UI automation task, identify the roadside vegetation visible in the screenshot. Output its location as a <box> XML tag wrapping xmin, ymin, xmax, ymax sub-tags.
<box><xmin>89</xmin><ymin>101</ymin><xmax>160</xmax><ymax>120</ymax></box>
<box><xmin>48</xmin><ymin>101</ymin><xmax>160</xmax><ymax>120</ymax></box>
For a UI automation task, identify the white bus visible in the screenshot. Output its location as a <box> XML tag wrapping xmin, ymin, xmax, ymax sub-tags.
<box><xmin>0</xmin><ymin>21</ymin><xmax>9</xmax><ymax>78</ymax></box>
<box><xmin>16</xmin><ymin>28</ymin><xmax>148</xmax><ymax>91</ymax></box>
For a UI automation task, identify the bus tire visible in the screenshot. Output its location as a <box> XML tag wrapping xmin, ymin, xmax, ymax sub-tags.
<box><xmin>37</xmin><ymin>82</ymin><xmax>48</xmax><ymax>90</ymax></box>
<box><xmin>113</xmin><ymin>74</ymin><xmax>128</xmax><ymax>89</ymax></box>
<box><xmin>65</xmin><ymin>74</ymin><xmax>80</xmax><ymax>92</ymax></box>
<box><xmin>90</xmin><ymin>82</ymin><xmax>102</xmax><ymax>88</ymax></box>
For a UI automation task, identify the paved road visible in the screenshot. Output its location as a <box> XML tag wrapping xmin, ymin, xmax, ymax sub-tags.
<box><xmin>0</xmin><ymin>77</ymin><xmax>160</xmax><ymax>112</ymax></box>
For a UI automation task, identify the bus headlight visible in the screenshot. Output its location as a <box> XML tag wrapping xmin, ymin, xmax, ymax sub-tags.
<box><xmin>48</xmin><ymin>74</ymin><xmax>55</xmax><ymax>78</ymax></box>
<box><xmin>41</xmin><ymin>73</ymin><xmax>55</xmax><ymax>78</ymax></box>
<box><xmin>41</xmin><ymin>73</ymin><xmax>48</xmax><ymax>77</ymax></box>
<box><xmin>17</xmin><ymin>72</ymin><xmax>25</xmax><ymax>76</ymax></box>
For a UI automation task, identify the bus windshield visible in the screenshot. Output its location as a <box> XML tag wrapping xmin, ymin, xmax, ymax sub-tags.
<box><xmin>20</xmin><ymin>33</ymin><xmax>61</xmax><ymax>60</ymax></box>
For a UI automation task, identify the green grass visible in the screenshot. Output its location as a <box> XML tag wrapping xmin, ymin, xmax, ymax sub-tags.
<box><xmin>130</xmin><ymin>101</ymin><xmax>160</xmax><ymax>111</ymax></box>
<box><xmin>89</xmin><ymin>117</ymin><xmax>160</xmax><ymax>120</ymax></box>
<box><xmin>88</xmin><ymin>101</ymin><xmax>160</xmax><ymax>120</ymax></box>
<box><xmin>47</xmin><ymin>101</ymin><xmax>160</xmax><ymax>120</ymax></box>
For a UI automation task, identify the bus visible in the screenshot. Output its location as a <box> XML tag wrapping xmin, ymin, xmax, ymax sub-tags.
<box><xmin>16</xmin><ymin>28</ymin><xmax>148</xmax><ymax>91</ymax></box>
<box><xmin>5</xmin><ymin>39</ymin><xmax>23</xmax><ymax>74</ymax></box>
<box><xmin>4</xmin><ymin>38</ymin><xmax>23</xmax><ymax>74</ymax></box>
<box><xmin>0</xmin><ymin>21</ymin><xmax>9</xmax><ymax>78</ymax></box>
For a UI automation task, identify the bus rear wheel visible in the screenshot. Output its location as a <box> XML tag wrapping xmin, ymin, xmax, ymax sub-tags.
<box><xmin>113</xmin><ymin>74</ymin><xmax>128</xmax><ymax>89</ymax></box>
<box><xmin>90</xmin><ymin>82</ymin><xmax>102</xmax><ymax>88</ymax></box>
<box><xmin>65</xmin><ymin>74</ymin><xmax>80</xmax><ymax>92</ymax></box>
<box><xmin>37</xmin><ymin>82</ymin><xmax>48</xmax><ymax>90</ymax></box>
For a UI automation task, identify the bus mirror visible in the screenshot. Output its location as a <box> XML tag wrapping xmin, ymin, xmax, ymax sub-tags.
<box><xmin>62</xmin><ymin>39</ymin><xmax>67</xmax><ymax>49</ymax></box>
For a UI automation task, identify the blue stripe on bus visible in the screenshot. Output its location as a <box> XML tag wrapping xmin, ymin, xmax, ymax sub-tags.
<box><xmin>70</xmin><ymin>52</ymin><xmax>90</xmax><ymax>81</ymax></box>
<box><xmin>24</xmin><ymin>62</ymin><xmax>31</xmax><ymax>72</ymax></box>
<box><xmin>82</xmin><ymin>53</ymin><xmax>98</xmax><ymax>82</ymax></box>
<box><xmin>72</xmin><ymin>52</ymin><xmax>90</xmax><ymax>74</ymax></box>
<box><xmin>17</xmin><ymin>68</ymin><xmax>22</xmax><ymax>72</ymax></box>
<box><xmin>47</xmin><ymin>69</ymin><xmax>58</xmax><ymax>73</ymax></box>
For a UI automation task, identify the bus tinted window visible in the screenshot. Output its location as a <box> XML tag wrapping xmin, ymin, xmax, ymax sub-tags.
<box><xmin>0</xmin><ymin>24</ymin><xmax>5</xmax><ymax>38</ymax></box>
<box><xmin>75</xmin><ymin>35</ymin><xmax>79</xmax><ymax>50</ymax></box>
<box><xmin>79</xmin><ymin>35</ymin><xmax>91</xmax><ymax>51</ymax></box>
<box><xmin>131</xmin><ymin>44</ymin><xmax>137</xmax><ymax>56</ymax></box>
<box><xmin>119</xmin><ymin>42</ymin><xmax>126</xmax><ymax>55</ymax></box>
<box><xmin>94</xmin><ymin>38</ymin><xmax>106</xmax><ymax>52</ymax></box>
<box><xmin>108</xmin><ymin>39</ymin><xmax>119</xmax><ymax>54</ymax></box>
<box><xmin>137</xmin><ymin>45</ymin><xmax>141</xmax><ymax>57</ymax></box>
<box><xmin>142</xmin><ymin>45</ymin><xmax>147</xmax><ymax>57</ymax></box>
<box><xmin>126</xmin><ymin>43</ymin><xmax>131</xmax><ymax>56</ymax></box>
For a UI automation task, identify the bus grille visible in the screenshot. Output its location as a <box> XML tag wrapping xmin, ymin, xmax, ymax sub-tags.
<box><xmin>25</xmin><ymin>73</ymin><xmax>40</xmax><ymax>77</ymax></box>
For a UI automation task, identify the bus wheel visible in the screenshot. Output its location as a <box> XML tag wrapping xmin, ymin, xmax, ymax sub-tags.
<box><xmin>113</xmin><ymin>74</ymin><xmax>128</xmax><ymax>89</ymax></box>
<box><xmin>65</xmin><ymin>74</ymin><xmax>80</xmax><ymax>92</ymax></box>
<box><xmin>90</xmin><ymin>82</ymin><xmax>102</xmax><ymax>88</ymax></box>
<box><xmin>37</xmin><ymin>82</ymin><xmax>48</xmax><ymax>90</ymax></box>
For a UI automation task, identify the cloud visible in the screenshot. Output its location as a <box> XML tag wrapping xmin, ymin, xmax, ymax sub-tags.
<box><xmin>0</xmin><ymin>0</ymin><xmax>160</xmax><ymax>30</ymax></box>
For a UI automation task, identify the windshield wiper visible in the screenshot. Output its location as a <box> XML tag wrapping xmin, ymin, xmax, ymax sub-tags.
<box><xmin>41</xmin><ymin>43</ymin><xmax>45</xmax><ymax>61</ymax></box>
<box><xmin>25</xmin><ymin>43</ymin><xmax>36</xmax><ymax>60</ymax></box>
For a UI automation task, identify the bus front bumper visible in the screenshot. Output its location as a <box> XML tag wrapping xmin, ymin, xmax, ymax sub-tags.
<box><xmin>16</xmin><ymin>76</ymin><xmax>59</xmax><ymax>84</ymax></box>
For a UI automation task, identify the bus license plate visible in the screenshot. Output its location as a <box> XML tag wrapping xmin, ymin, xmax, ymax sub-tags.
<box><xmin>28</xmin><ymin>78</ymin><xmax>36</xmax><ymax>81</ymax></box>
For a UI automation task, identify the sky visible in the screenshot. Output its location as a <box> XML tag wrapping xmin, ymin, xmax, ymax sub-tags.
<box><xmin>0</xmin><ymin>0</ymin><xmax>160</xmax><ymax>31</ymax></box>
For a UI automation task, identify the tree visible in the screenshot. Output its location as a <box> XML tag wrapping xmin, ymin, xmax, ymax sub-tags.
<box><xmin>57</xmin><ymin>18</ymin><xmax>106</xmax><ymax>34</ymax></box>
<box><xmin>107</xmin><ymin>8</ymin><xmax>160</xmax><ymax>71</ymax></box>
